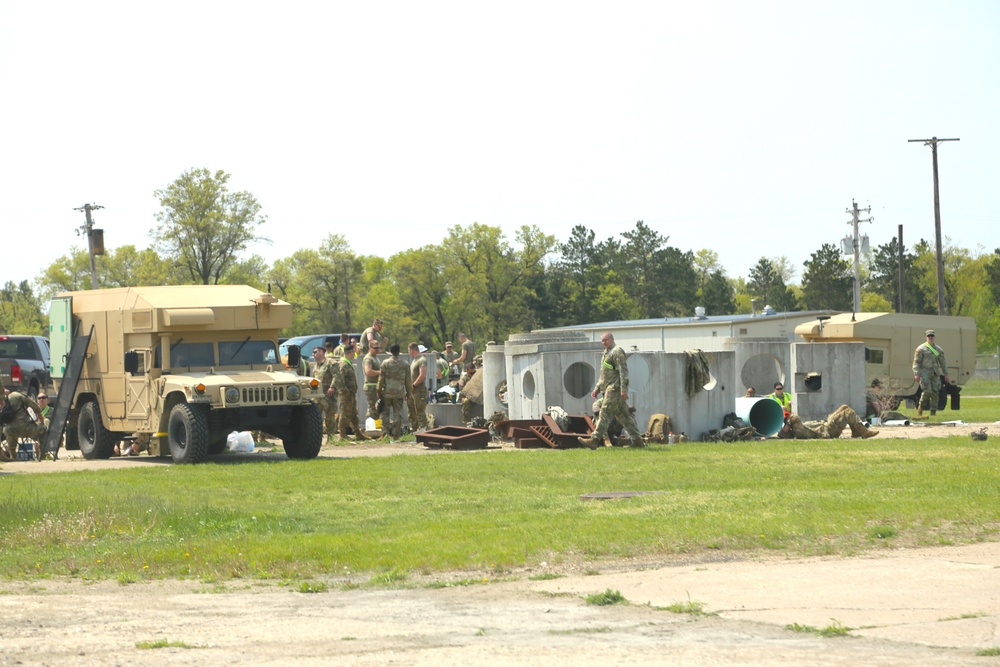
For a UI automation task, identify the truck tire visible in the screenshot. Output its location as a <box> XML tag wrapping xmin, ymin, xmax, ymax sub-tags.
<box><xmin>282</xmin><ymin>403</ymin><xmax>323</xmax><ymax>460</ymax></box>
<box><xmin>167</xmin><ymin>403</ymin><xmax>210</xmax><ymax>464</ymax></box>
<box><xmin>78</xmin><ymin>401</ymin><xmax>115</xmax><ymax>459</ymax></box>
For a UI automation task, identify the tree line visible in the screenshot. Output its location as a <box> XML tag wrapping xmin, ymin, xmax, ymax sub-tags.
<box><xmin>5</xmin><ymin>168</ymin><xmax>1000</xmax><ymax>352</ymax></box>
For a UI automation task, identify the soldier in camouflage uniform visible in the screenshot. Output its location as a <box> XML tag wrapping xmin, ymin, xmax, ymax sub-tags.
<box><xmin>362</xmin><ymin>341</ymin><xmax>383</xmax><ymax>420</ymax></box>
<box><xmin>912</xmin><ymin>329</ymin><xmax>950</xmax><ymax>417</ymax></box>
<box><xmin>0</xmin><ymin>391</ymin><xmax>47</xmax><ymax>461</ymax></box>
<box><xmin>407</xmin><ymin>343</ymin><xmax>429</xmax><ymax>432</ymax></box>
<box><xmin>376</xmin><ymin>343</ymin><xmax>410</xmax><ymax>440</ymax></box>
<box><xmin>458</xmin><ymin>363</ymin><xmax>479</xmax><ymax>423</ymax></box>
<box><xmin>579</xmin><ymin>332</ymin><xmax>642</xmax><ymax>449</ymax></box>
<box><xmin>312</xmin><ymin>347</ymin><xmax>338</xmax><ymax>443</ymax></box>
<box><xmin>777</xmin><ymin>404</ymin><xmax>879</xmax><ymax>439</ymax></box>
<box><xmin>333</xmin><ymin>344</ymin><xmax>369</xmax><ymax>442</ymax></box>
<box><xmin>359</xmin><ymin>319</ymin><xmax>385</xmax><ymax>356</ymax></box>
<box><xmin>444</xmin><ymin>342</ymin><xmax>459</xmax><ymax>377</ymax></box>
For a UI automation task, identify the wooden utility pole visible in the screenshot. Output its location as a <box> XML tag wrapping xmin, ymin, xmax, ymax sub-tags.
<box><xmin>908</xmin><ymin>136</ymin><xmax>959</xmax><ymax>316</ymax></box>
<box><xmin>897</xmin><ymin>224</ymin><xmax>904</xmax><ymax>313</ymax></box>
<box><xmin>74</xmin><ymin>203</ymin><xmax>105</xmax><ymax>289</ymax></box>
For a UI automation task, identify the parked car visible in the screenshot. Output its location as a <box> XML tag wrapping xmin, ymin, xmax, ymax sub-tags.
<box><xmin>279</xmin><ymin>333</ymin><xmax>362</xmax><ymax>370</ymax></box>
<box><xmin>0</xmin><ymin>335</ymin><xmax>51</xmax><ymax>398</ymax></box>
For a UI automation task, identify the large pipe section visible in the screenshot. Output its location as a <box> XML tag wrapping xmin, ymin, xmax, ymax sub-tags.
<box><xmin>734</xmin><ymin>397</ymin><xmax>785</xmax><ymax>437</ymax></box>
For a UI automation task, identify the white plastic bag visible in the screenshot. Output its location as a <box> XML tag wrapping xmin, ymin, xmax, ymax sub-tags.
<box><xmin>226</xmin><ymin>431</ymin><xmax>255</xmax><ymax>453</ymax></box>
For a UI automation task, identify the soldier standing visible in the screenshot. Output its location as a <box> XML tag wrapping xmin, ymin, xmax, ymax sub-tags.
<box><xmin>912</xmin><ymin>329</ymin><xmax>949</xmax><ymax>417</ymax></box>
<box><xmin>312</xmin><ymin>347</ymin><xmax>338</xmax><ymax>443</ymax></box>
<box><xmin>407</xmin><ymin>343</ymin><xmax>429</xmax><ymax>432</ymax></box>
<box><xmin>377</xmin><ymin>343</ymin><xmax>410</xmax><ymax>440</ymax></box>
<box><xmin>777</xmin><ymin>405</ymin><xmax>879</xmax><ymax>439</ymax></box>
<box><xmin>0</xmin><ymin>391</ymin><xmax>47</xmax><ymax>461</ymax></box>
<box><xmin>579</xmin><ymin>332</ymin><xmax>643</xmax><ymax>449</ymax></box>
<box><xmin>332</xmin><ymin>333</ymin><xmax>350</xmax><ymax>360</ymax></box>
<box><xmin>359</xmin><ymin>319</ymin><xmax>385</xmax><ymax>356</ymax></box>
<box><xmin>444</xmin><ymin>341</ymin><xmax>459</xmax><ymax>376</ymax></box>
<box><xmin>453</xmin><ymin>332</ymin><xmax>474</xmax><ymax>369</ymax></box>
<box><xmin>333</xmin><ymin>344</ymin><xmax>369</xmax><ymax>442</ymax></box>
<box><xmin>362</xmin><ymin>340</ymin><xmax>383</xmax><ymax>421</ymax></box>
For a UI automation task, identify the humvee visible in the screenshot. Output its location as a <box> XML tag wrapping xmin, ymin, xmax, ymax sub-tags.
<box><xmin>49</xmin><ymin>285</ymin><xmax>323</xmax><ymax>463</ymax></box>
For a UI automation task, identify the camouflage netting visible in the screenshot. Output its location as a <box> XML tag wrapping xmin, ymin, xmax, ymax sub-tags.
<box><xmin>684</xmin><ymin>349</ymin><xmax>711</xmax><ymax>398</ymax></box>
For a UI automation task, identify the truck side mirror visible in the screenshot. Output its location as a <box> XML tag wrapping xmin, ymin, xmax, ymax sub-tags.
<box><xmin>124</xmin><ymin>351</ymin><xmax>139</xmax><ymax>375</ymax></box>
<box><xmin>286</xmin><ymin>345</ymin><xmax>301</xmax><ymax>369</ymax></box>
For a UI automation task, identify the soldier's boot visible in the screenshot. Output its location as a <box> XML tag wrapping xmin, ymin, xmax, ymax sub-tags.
<box><xmin>628</xmin><ymin>437</ymin><xmax>646</xmax><ymax>448</ymax></box>
<box><xmin>354</xmin><ymin>430</ymin><xmax>371</xmax><ymax>441</ymax></box>
<box><xmin>326</xmin><ymin>434</ymin><xmax>336</xmax><ymax>445</ymax></box>
<box><xmin>578</xmin><ymin>436</ymin><xmax>600</xmax><ymax>450</ymax></box>
<box><xmin>862</xmin><ymin>428</ymin><xmax>880</xmax><ymax>439</ymax></box>
<box><xmin>916</xmin><ymin>405</ymin><xmax>923</xmax><ymax>417</ymax></box>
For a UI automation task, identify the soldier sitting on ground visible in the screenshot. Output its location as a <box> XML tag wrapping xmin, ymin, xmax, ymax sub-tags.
<box><xmin>777</xmin><ymin>404</ymin><xmax>879</xmax><ymax>440</ymax></box>
<box><xmin>1</xmin><ymin>390</ymin><xmax>48</xmax><ymax>461</ymax></box>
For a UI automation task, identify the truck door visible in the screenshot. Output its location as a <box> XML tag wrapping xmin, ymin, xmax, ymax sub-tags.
<box><xmin>125</xmin><ymin>349</ymin><xmax>152</xmax><ymax>421</ymax></box>
<box><xmin>49</xmin><ymin>296</ymin><xmax>73</xmax><ymax>379</ymax></box>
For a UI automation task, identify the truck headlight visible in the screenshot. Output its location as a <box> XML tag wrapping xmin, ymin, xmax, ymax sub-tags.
<box><xmin>225</xmin><ymin>388</ymin><xmax>240</xmax><ymax>403</ymax></box>
<box><xmin>287</xmin><ymin>385</ymin><xmax>301</xmax><ymax>401</ymax></box>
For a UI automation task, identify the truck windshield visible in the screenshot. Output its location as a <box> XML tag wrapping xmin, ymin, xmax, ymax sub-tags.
<box><xmin>168</xmin><ymin>342</ymin><xmax>215</xmax><ymax>368</ymax></box>
<box><xmin>219</xmin><ymin>340</ymin><xmax>279</xmax><ymax>365</ymax></box>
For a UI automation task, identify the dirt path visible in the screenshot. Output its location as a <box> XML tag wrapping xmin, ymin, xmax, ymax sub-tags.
<box><xmin>3</xmin><ymin>422</ymin><xmax>999</xmax><ymax>665</ymax></box>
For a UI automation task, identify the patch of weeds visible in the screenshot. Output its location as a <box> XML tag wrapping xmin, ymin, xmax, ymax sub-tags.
<box><xmin>786</xmin><ymin>622</ymin><xmax>820</xmax><ymax>634</ymax></box>
<box><xmin>658</xmin><ymin>600</ymin><xmax>713</xmax><ymax>616</ymax></box>
<box><xmin>867</xmin><ymin>525</ymin><xmax>898</xmax><ymax>540</ymax></box>
<box><xmin>340</xmin><ymin>581</ymin><xmax>361</xmax><ymax>591</ymax></box>
<box><xmin>549</xmin><ymin>626</ymin><xmax>612</xmax><ymax>635</ymax></box>
<box><xmin>474</xmin><ymin>628</ymin><xmax>486</xmax><ymax>636</ymax></box>
<box><xmin>940</xmin><ymin>611</ymin><xmax>987</xmax><ymax>621</ymax></box>
<box><xmin>116</xmin><ymin>572</ymin><xmax>137</xmax><ymax>586</ymax></box>
<box><xmin>584</xmin><ymin>588</ymin><xmax>626</xmax><ymax>606</ymax></box>
<box><xmin>368</xmin><ymin>568</ymin><xmax>408</xmax><ymax>587</ymax></box>
<box><xmin>786</xmin><ymin>619</ymin><xmax>851</xmax><ymax>637</ymax></box>
<box><xmin>426</xmin><ymin>578</ymin><xmax>480</xmax><ymax>589</ymax></box>
<box><xmin>341</xmin><ymin>636</ymin><xmax>356</xmax><ymax>641</ymax></box>
<box><xmin>975</xmin><ymin>647</ymin><xmax>1000</xmax><ymax>656</ymax></box>
<box><xmin>298</xmin><ymin>581</ymin><xmax>329</xmax><ymax>594</ymax></box>
<box><xmin>135</xmin><ymin>638</ymin><xmax>197</xmax><ymax>650</ymax></box>
<box><xmin>583</xmin><ymin>568</ymin><xmax>601</xmax><ymax>576</ymax></box>
<box><xmin>528</xmin><ymin>573</ymin><xmax>563</xmax><ymax>581</ymax></box>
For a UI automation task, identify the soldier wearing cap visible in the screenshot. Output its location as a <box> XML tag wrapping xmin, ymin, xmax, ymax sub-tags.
<box><xmin>377</xmin><ymin>343</ymin><xmax>410</xmax><ymax>440</ymax></box>
<box><xmin>333</xmin><ymin>343</ymin><xmax>370</xmax><ymax>441</ymax></box>
<box><xmin>312</xmin><ymin>346</ymin><xmax>338</xmax><ymax>442</ymax></box>
<box><xmin>362</xmin><ymin>339</ymin><xmax>383</xmax><ymax>420</ymax></box>
<box><xmin>913</xmin><ymin>329</ymin><xmax>949</xmax><ymax>417</ymax></box>
<box><xmin>359</xmin><ymin>319</ymin><xmax>385</xmax><ymax>356</ymax></box>
<box><xmin>407</xmin><ymin>342</ymin><xmax>429</xmax><ymax>432</ymax></box>
<box><xmin>444</xmin><ymin>341</ymin><xmax>459</xmax><ymax>376</ymax></box>
<box><xmin>778</xmin><ymin>405</ymin><xmax>879</xmax><ymax>439</ymax></box>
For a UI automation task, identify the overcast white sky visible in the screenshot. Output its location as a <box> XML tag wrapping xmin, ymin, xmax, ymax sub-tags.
<box><xmin>1</xmin><ymin>1</ymin><xmax>997</xmax><ymax>290</ymax></box>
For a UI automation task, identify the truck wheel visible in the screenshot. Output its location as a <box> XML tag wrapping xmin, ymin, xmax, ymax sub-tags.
<box><xmin>78</xmin><ymin>402</ymin><xmax>115</xmax><ymax>459</ymax></box>
<box><xmin>282</xmin><ymin>403</ymin><xmax>323</xmax><ymax>460</ymax></box>
<box><xmin>167</xmin><ymin>403</ymin><xmax>210</xmax><ymax>464</ymax></box>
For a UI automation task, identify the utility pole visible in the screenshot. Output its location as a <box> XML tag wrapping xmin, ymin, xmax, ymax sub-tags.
<box><xmin>845</xmin><ymin>200</ymin><xmax>873</xmax><ymax>313</ymax></box>
<box><xmin>908</xmin><ymin>136</ymin><xmax>959</xmax><ymax>316</ymax></box>
<box><xmin>897</xmin><ymin>224</ymin><xmax>905</xmax><ymax>313</ymax></box>
<box><xmin>74</xmin><ymin>203</ymin><xmax>105</xmax><ymax>289</ymax></box>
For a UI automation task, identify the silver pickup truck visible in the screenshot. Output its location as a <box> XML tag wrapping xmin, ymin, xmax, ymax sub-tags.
<box><xmin>0</xmin><ymin>335</ymin><xmax>51</xmax><ymax>399</ymax></box>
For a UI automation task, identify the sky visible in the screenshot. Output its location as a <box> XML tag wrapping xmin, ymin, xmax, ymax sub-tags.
<box><xmin>1</xmin><ymin>0</ymin><xmax>998</xmax><ymax>292</ymax></box>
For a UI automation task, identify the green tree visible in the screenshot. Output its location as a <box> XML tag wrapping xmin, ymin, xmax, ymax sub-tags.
<box><xmin>863</xmin><ymin>236</ymin><xmax>930</xmax><ymax>313</ymax></box>
<box><xmin>800</xmin><ymin>243</ymin><xmax>853</xmax><ymax>310</ymax></box>
<box><xmin>153</xmin><ymin>168</ymin><xmax>268</xmax><ymax>285</ymax></box>
<box><xmin>0</xmin><ymin>281</ymin><xmax>45</xmax><ymax>335</ymax></box>
<box><xmin>699</xmin><ymin>270</ymin><xmax>736</xmax><ymax>316</ymax></box>
<box><xmin>446</xmin><ymin>223</ymin><xmax>556</xmax><ymax>342</ymax></box>
<box><xmin>747</xmin><ymin>257</ymin><xmax>797</xmax><ymax>312</ymax></box>
<box><xmin>388</xmin><ymin>246</ymin><xmax>454</xmax><ymax>346</ymax></box>
<box><xmin>619</xmin><ymin>221</ymin><xmax>698</xmax><ymax>317</ymax></box>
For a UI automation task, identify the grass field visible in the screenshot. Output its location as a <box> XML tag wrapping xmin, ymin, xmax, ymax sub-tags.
<box><xmin>4</xmin><ymin>414</ymin><xmax>1000</xmax><ymax>584</ymax></box>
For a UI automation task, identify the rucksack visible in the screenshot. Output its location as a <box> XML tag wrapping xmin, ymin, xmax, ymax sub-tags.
<box><xmin>645</xmin><ymin>414</ymin><xmax>673</xmax><ymax>443</ymax></box>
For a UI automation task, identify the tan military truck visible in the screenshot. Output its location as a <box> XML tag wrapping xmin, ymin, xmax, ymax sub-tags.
<box><xmin>794</xmin><ymin>312</ymin><xmax>976</xmax><ymax>408</ymax></box>
<box><xmin>49</xmin><ymin>285</ymin><xmax>324</xmax><ymax>463</ymax></box>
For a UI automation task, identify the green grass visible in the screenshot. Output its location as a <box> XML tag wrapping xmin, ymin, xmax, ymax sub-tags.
<box><xmin>584</xmin><ymin>589</ymin><xmax>626</xmax><ymax>606</ymax></box>
<box><xmin>976</xmin><ymin>647</ymin><xmax>1000</xmax><ymax>656</ymax></box>
<box><xmin>135</xmin><ymin>638</ymin><xmax>198</xmax><ymax>649</ymax></box>
<box><xmin>785</xmin><ymin>619</ymin><xmax>852</xmax><ymax>637</ymax></box>
<box><xmin>3</xmin><ymin>429</ymin><xmax>1000</xmax><ymax>582</ymax></box>
<box><xmin>956</xmin><ymin>378</ymin><xmax>1000</xmax><ymax>398</ymax></box>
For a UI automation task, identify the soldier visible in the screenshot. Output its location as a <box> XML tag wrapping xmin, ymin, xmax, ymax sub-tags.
<box><xmin>333</xmin><ymin>344</ymin><xmax>369</xmax><ymax>442</ymax></box>
<box><xmin>359</xmin><ymin>318</ymin><xmax>385</xmax><ymax>356</ymax></box>
<box><xmin>913</xmin><ymin>329</ymin><xmax>949</xmax><ymax>417</ymax></box>
<box><xmin>0</xmin><ymin>390</ymin><xmax>47</xmax><ymax>461</ymax></box>
<box><xmin>444</xmin><ymin>341</ymin><xmax>459</xmax><ymax>376</ymax></box>
<box><xmin>362</xmin><ymin>340</ymin><xmax>382</xmax><ymax>420</ymax></box>
<box><xmin>332</xmin><ymin>333</ymin><xmax>350</xmax><ymax>360</ymax></box>
<box><xmin>453</xmin><ymin>332</ymin><xmax>474</xmax><ymax>369</ymax></box>
<box><xmin>579</xmin><ymin>332</ymin><xmax>643</xmax><ymax>449</ymax></box>
<box><xmin>312</xmin><ymin>346</ymin><xmax>338</xmax><ymax>443</ymax></box>
<box><xmin>777</xmin><ymin>405</ymin><xmax>879</xmax><ymax>439</ymax></box>
<box><xmin>376</xmin><ymin>343</ymin><xmax>410</xmax><ymax>440</ymax></box>
<box><xmin>407</xmin><ymin>343</ymin><xmax>429</xmax><ymax>432</ymax></box>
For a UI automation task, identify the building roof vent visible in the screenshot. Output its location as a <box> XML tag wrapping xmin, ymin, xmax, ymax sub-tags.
<box><xmin>762</xmin><ymin>305</ymin><xmax>776</xmax><ymax>316</ymax></box>
<box><xmin>693</xmin><ymin>306</ymin><xmax>707</xmax><ymax>320</ymax></box>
